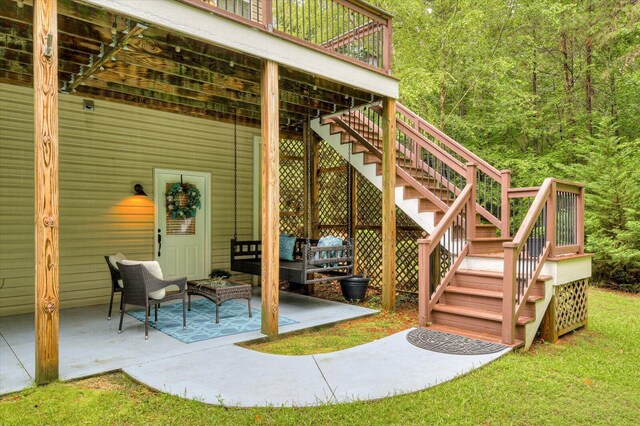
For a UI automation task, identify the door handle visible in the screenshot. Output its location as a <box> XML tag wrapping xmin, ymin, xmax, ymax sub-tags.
<box><xmin>157</xmin><ymin>229</ymin><xmax>162</xmax><ymax>257</ymax></box>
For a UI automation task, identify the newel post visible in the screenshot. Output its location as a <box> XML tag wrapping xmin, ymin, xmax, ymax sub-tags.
<box><xmin>34</xmin><ymin>0</ymin><xmax>60</xmax><ymax>385</ymax></box>
<box><xmin>418</xmin><ymin>239</ymin><xmax>430</xmax><ymax>327</ymax></box>
<box><xmin>577</xmin><ymin>186</ymin><xmax>585</xmax><ymax>254</ymax></box>
<box><xmin>500</xmin><ymin>170</ymin><xmax>511</xmax><ymax>237</ymax></box>
<box><xmin>546</xmin><ymin>180</ymin><xmax>557</xmax><ymax>257</ymax></box>
<box><xmin>466</xmin><ymin>163</ymin><xmax>477</xmax><ymax>240</ymax></box>
<box><xmin>383</xmin><ymin>17</ymin><xmax>393</xmax><ymax>74</ymax></box>
<box><xmin>502</xmin><ymin>244</ymin><xmax>517</xmax><ymax>345</ymax></box>
<box><xmin>263</xmin><ymin>0</ymin><xmax>273</xmax><ymax>29</ymax></box>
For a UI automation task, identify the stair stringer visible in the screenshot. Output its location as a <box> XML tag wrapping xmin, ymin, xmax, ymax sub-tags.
<box><xmin>311</xmin><ymin>118</ymin><xmax>436</xmax><ymax>234</ymax></box>
<box><xmin>523</xmin><ymin>279</ymin><xmax>554</xmax><ymax>350</ymax></box>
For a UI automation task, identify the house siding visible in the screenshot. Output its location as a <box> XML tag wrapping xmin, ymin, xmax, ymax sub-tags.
<box><xmin>0</xmin><ymin>83</ymin><xmax>258</xmax><ymax>316</ymax></box>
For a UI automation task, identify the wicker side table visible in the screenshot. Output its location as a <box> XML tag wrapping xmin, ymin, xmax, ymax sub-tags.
<box><xmin>187</xmin><ymin>279</ymin><xmax>252</xmax><ymax>324</ymax></box>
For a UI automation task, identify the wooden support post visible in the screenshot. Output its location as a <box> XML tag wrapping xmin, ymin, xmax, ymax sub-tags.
<box><xmin>502</xmin><ymin>245</ymin><xmax>517</xmax><ymax>345</ymax></box>
<box><xmin>34</xmin><ymin>0</ymin><xmax>59</xmax><ymax>385</ymax></box>
<box><xmin>418</xmin><ymin>239</ymin><xmax>429</xmax><ymax>326</ymax></box>
<box><xmin>303</xmin><ymin>124</ymin><xmax>310</xmax><ymax>239</ymax></box>
<box><xmin>350</xmin><ymin>166</ymin><xmax>358</xmax><ymax>264</ymax></box>
<box><xmin>311</xmin><ymin>137</ymin><xmax>320</xmax><ymax>239</ymax></box>
<box><xmin>500</xmin><ymin>170</ymin><xmax>511</xmax><ymax>237</ymax></box>
<box><xmin>547</xmin><ymin>180</ymin><xmax>557</xmax><ymax>257</ymax></box>
<box><xmin>540</xmin><ymin>295</ymin><xmax>558</xmax><ymax>343</ymax></box>
<box><xmin>381</xmin><ymin>97</ymin><xmax>397</xmax><ymax>312</ymax></box>
<box><xmin>260</xmin><ymin>59</ymin><xmax>279</xmax><ymax>338</ymax></box>
<box><xmin>466</xmin><ymin>163</ymin><xmax>477</xmax><ymax>240</ymax></box>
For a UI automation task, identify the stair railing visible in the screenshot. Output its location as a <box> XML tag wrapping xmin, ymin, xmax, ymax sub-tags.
<box><xmin>333</xmin><ymin>106</ymin><xmax>464</xmax><ymax>212</ymax></box>
<box><xmin>396</xmin><ymin>103</ymin><xmax>511</xmax><ymax>235</ymax></box>
<box><xmin>501</xmin><ymin>178</ymin><xmax>585</xmax><ymax>344</ymax></box>
<box><xmin>417</xmin><ymin>164</ymin><xmax>477</xmax><ymax>327</ymax></box>
<box><xmin>358</xmin><ymin>105</ymin><xmax>469</xmax><ymax>208</ymax></box>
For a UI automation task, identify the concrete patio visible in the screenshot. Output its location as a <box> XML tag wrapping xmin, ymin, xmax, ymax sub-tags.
<box><xmin>0</xmin><ymin>289</ymin><xmax>511</xmax><ymax>407</ymax></box>
<box><xmin>0</xmin><ymin>289</ymin><xmax>376</xmax><ymax>395</ymax></box>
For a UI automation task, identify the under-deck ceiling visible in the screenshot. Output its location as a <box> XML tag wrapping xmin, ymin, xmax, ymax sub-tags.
<box><xmin>0</xmin><ymin>0</ymin><xmax>381</xmax><ymax>133</ymax></box>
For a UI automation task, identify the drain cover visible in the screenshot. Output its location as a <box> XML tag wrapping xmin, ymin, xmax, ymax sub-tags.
<box><xmin>407</xmin><ymin>328</ymin><xmax>507</xmax><ymax>355</ymax></box>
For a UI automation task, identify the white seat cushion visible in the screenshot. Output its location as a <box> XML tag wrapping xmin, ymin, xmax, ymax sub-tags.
<box><xmin>108</xmin><ymin>253</ymin><xmax>127</xmax><ymax>288</ymax></box>
<box><xmin>119</xmin><ymin>260</ymin><xmax>166</xmax><ymax>300</ymax></box>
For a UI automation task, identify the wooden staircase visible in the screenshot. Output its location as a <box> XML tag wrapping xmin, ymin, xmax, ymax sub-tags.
<box><xmin>311</xmin><ymin>102</ymin><xmax>585</xmax><ymax>349</ymax></box>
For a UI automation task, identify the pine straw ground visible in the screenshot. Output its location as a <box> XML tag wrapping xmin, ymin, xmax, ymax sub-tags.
<box><xmin>0</xmin><ymin>288</ymin><xmax>638</xmax><ymax>425</ymax></box>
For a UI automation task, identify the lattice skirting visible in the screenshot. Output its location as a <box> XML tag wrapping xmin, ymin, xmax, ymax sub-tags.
<box><xmin>554</xmin><ymin>279</ymin><xmax>589</xmax><ymax>336</ymax></box>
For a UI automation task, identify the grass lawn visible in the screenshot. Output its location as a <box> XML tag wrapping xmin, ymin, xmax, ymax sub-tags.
<box><xmin>1</xmin><ymin>288</ymin><xmax>638</xmax><ymax>425</ymax></box>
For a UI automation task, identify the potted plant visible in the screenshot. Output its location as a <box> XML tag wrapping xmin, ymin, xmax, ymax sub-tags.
<box><xmin>340</xmin><ymin>268</ymin><xmax>370</xmax><ymax>302</ymax></box>
<box><xmin>210</xmin><ymin>269</ymin><xmax>230</xmax><ymax>279</ymax></box>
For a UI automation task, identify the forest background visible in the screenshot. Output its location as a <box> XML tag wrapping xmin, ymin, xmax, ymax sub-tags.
<box><xmin>368</xmin><ymin>0</ymin><xmax>640</xmax><ymax>290</ymax></box>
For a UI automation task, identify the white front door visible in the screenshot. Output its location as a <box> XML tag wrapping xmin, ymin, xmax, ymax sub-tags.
<box><xmin>154</xmin><ymin>169</ymin><xmax>210</xmax><ymax>280</ymax></box>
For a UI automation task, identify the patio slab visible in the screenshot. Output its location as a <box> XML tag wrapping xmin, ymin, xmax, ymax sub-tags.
<box><xmin>0</xmin><ymin>289</ymin><xmax>376</xmax><ymax>393</ymax></box>
<box><xmin>0</xmin><ymin>335</ymin><xmax>32</xmax><ymax>395</ymax></box>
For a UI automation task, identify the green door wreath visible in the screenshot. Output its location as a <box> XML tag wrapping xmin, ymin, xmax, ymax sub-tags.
<box><xmin>166</xmin><ymin>182</ymin><xmax>202</xmax><ymax>219</ymax></box>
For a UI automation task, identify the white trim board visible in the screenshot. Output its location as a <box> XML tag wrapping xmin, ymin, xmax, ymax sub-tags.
<box><xmin>78</xmin><ymin>0</ymin><xmax>400</xmax><ymax>99</ymax></box>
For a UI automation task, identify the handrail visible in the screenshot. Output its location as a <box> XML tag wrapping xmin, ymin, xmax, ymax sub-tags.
<box><xmin>418</xmin><ymin>176</ymin><xmax>475</xmax><ymax>327</ymax></box>
<box><xmin>396</xmin><ymin>103</ymin><xmax>501</xmax><ymax>180</ymax></box>
<box><xmin>505</xmin><ymin>179</ymin><xmax>553</xmax><ymax>252</ymax></box>
<box><xmin>425</xmin><ymin>185</ymin><xmax>473</xmax><ymax>251</ymax></box>
<box><xmin>362</xmin><ymin>108</ymin><xmax>466</xmax><ymax>175</ymax></box>
<box><xmin>353</xmin><ymin>108</ymin><xmax>468</xmax><ymax>208</ymax></box>
<box><xmin>395</xmin><ymin>102</ymin><xmax>510</xmax><ymax>234</ymax></box>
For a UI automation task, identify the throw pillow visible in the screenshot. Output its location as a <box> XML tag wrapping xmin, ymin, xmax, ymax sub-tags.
<box><xmin>279</xmin><ymin>234</ymin><xmax>297</xmax><ymax>261</ymax></box>
<box><xmin>119</xmin><ymin>260</ymin><xmax>166</xmax><ymax>300</ymax></box>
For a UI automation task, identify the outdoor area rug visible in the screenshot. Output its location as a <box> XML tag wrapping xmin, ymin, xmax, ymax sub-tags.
<box><xmin>407</xmin><ymin>328</ymin><xmax>507</xmax><ymax>355</ymax></box>
<box><xmin>128</xmin><ymin>299</ymin><xmax>298</xmax><ymax>343</ymax></box>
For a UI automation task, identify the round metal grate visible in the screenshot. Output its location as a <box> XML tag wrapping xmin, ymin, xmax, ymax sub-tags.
<box><xmin>407</xmin><ymin>328</ymin><xmax>507</xmax><ymax>355</ymax></box>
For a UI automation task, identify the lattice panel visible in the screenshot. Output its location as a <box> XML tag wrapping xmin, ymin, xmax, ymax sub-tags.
<box><xmin>319</xmin><ymin>139</ymin><xmax>346</xmax><ymax>168</ymax></box>
<box><xmin>356</xmin><ymin>228</ymin><xmax>383</xmax><ymax>287</ymax></box>
<box><xmin>396</xmin><ymin>229</ymin><xmax>424</xmax><ymax>293</ymax></box>
<box><xmin>279</xmin><ymin>139</ymin><xmax>305</xmax><ymax>235</ymax></box>
<box><xmin>318</xmin><ymin>169</ymin><xmax>348</xmax><ymax>226</ymax></box>
<box><xmin>555</xmin><ymin>279</ymin><xmax>589</xmax><ymax>336</ymax></box>
<box><xmin>318</xmin><ymin>140</ymin><xmax>348</xmax><ymax>236</ymax></box>
<box><xmin>355</xmin><ymin>174</ymin><xmax>424</xmax><ymax>293</ymax></box>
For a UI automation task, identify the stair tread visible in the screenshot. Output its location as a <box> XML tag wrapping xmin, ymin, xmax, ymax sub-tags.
<box><xmin>456</xmin><ymin>269</ymin><xmax>552</xmax><ymax>281</ymax></box>
<box><xmin>445</xmin><ymin>285</ymin><xmax>544</xmax><ymax>302</ymax></box>
<box><xmin>427</xmin><ymin>324</ymin><xmax>524</xmax><ymax>347</ymax></box>
<box><xmin>433</xmin><ymin>304</ymin><xmax>535</xmax><ymax>325</ymax></box>
<box><xmin>470</xmin><ymin>237</ymin><xmax>512</xmax><ymax>242</ymax></box>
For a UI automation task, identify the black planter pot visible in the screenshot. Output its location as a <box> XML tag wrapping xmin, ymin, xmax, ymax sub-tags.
<box><xmin>340</xmin><ymin>275</ymin><xmax>370</xmax><ymax>302</ymax></box>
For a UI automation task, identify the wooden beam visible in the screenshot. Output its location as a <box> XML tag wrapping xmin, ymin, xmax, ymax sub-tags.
<box><xmin>65</xmin><ymin>21</ymin><xmax>147</xmax><ymax>92</ymax></box>
<box><xmin>33</xmin><ymin>0</ymin><xmax>59</xmax><ymax>385</ymax></box>
<box><xmin>3</xmin><ymin>0</ymin><xmax>376</xmax><ymax>105</ymax></box>
<box><xmin>260</xmin><ymin>59</ymin><xmax>279</xmax><ymax>338</ymax></box>
<box><xmin>381</xmin><ymin>96</ymin><xmax>396</xmax><ymax>312</ymax></box>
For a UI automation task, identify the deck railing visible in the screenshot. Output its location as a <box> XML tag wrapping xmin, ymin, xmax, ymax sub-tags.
<box><xmin>502</xmin><ymin>178</ymin><xmax>585</xmax><ymax>344</ymax></box>
<box><xmin>396</xmin><ymin>103</ymin><xmax>510</xmax><ymax>234</ymax></box>
<box><xmin>179</xmin><ymin>0</ymin><xmax>393</xmax><ymax>73</ymax></box>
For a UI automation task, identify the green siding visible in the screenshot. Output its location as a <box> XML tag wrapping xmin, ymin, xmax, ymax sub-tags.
<box><xmin>0</xmin><ymin>83</ymin><xmax>258</xmax><ymax>315</ymax></box>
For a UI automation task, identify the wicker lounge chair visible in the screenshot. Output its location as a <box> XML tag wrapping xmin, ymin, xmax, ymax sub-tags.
<box><xmin>117</xmin><ymin>262</ymin><xmax>187</xmax><ymax>340</ymax></box>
